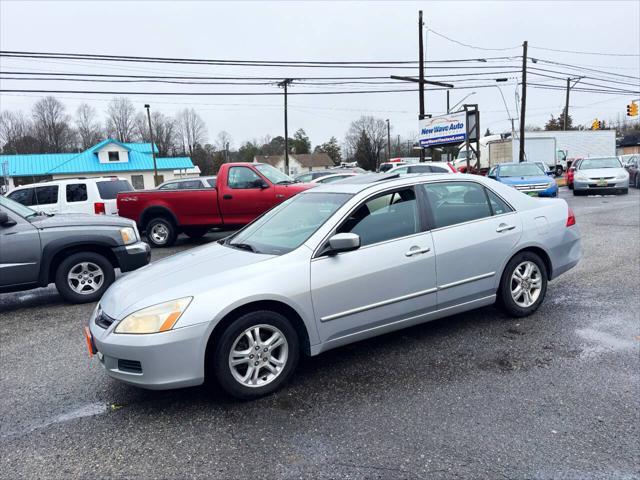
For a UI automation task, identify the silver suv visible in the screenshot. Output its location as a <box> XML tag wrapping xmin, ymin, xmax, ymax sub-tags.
<box><xmin>0</xmin><ymin>196</ymin><xmax>150</xmax><ymax>303</ymax></box>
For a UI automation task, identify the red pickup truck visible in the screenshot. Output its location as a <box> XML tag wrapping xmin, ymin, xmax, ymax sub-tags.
<box><xmin>117</xmin><ymin>162</ymin><xmax>314</xmax><ymax>247</ymax></box>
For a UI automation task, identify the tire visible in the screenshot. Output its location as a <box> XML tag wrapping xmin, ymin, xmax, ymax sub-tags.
<box><xmin>211</xmin><ymin>310</ymin><xmax>300</xmax><ymax>400</ymax></box>
<box><xmin>620</xmin><ymin>188</ymin><xmax>628</xmax><ymax>195</ymax></box>
<box><xmin>568</xmin><ymin>182</ymin><xmax>574</xmax><ymax>190</ymax></box>
<box><xmin>498</xmin><ymin>251</ymin><xmax>548</xmax><ymax>318</ymax></box>
<box><xmin>555</xmin><ymin>165</ymin><xmax>564</xmax><ymax>176</ymax></box>
<box><xmin>184</xmin><ymin>228</ymin><xmax>208</xmax><ymax>239</ymax></box>
<box><xmin>572</xmin><ymin>189</ymin><xmax>580</xmax><ymax>196</ymax></box>
<box><xmin>635</xmin><ymin>176</ymin><xmax>640</xmax><ymax>189</ymax></box>
<box><xmin>55</xmin><ymin>252</ymin><xmax>115</xmax><ymax>304</ymax></box>
<box><xmin>146</xmin><ymin>217</ymin><xmax>177</xmax><ymax>247</ymax></box>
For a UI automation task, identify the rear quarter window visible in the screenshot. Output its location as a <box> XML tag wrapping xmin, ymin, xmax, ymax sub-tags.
<box><xmin>96</xmin><ymin>180</ymin><xmax>134</xmax><ymax>199</ymax></box>
<box><xmin>66</xmin><ymin>183</ymin><xmax>88</xmax><ymax>202</ymax></box>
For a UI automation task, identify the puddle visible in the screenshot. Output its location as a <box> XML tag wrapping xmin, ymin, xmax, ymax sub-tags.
<box><xmin>1</xmin><ymin>402</ymin><xmax>108</xmax><ymax>439</ymax></box>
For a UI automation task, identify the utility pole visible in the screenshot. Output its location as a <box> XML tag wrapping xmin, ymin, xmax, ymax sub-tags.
<box><xmin>278</xmin><ymin>79</ymin><xmax>293</xmax><ymax>175</ymax></box>
<box><xmin>418</xmin><ymin>10</ymin><xmax>425</xmax><ymax>162</ymax></box>
<box><xmin>386</xmin><ymin>119</ymin><xmax>391</xmax><ymax>160</ymax></box>
<box><xmin>563</xmin><ymin>77</ymin><xmax>583</xmax><ymax>130</ymax></box>
<box><xmin>144</xmin><ymin>104</ymin><xmax>159</xmax><ymax>186</ymax></box>
<box><xmin>519</xmin><ymin>41</ymin><xmax>528</xmax><ymax>163</ymax></box>
<box><xmin>446</xmin><ymin>90</ymin><xmax>450</xmax><ymax>113</ymax></box>
<box><xmin>225</xmin><ymin>142</ymin><xmax>229</xmax><ymax>163</ymax></box>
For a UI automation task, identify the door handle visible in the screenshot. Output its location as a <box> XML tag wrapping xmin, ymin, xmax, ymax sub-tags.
<box><xmin>223</xmin><ymin>194</ymin><xmax>233</xmax><ymax>200</ymax></box>
<box><xmin>405</xmin><ymin>246</ymin><xmax>431</xmax><ymax>257</ymax></box>
<box><xmin>496</xmin><ymin>223</ymin><xmax>515</xmax><ymax>233</ymax></box>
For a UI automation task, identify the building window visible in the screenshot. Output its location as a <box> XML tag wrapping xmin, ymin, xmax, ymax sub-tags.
<box><xmin>108</xmin><ymin>151</ymin><xmax>120</xmax><ymax>162</ymax></box>
<box><xmin>131</xmin><ymin>175</ymin><xmax>145</xmax><ymax>190</ymax></box>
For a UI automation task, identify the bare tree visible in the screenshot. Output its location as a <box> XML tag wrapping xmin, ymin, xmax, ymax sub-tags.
<box><xmin>106</xmin><ymin>97</ymin><xmax>136</xmax><ymax>142</ymax></box>
<box><xmin>0</xmin><ymin>111</ymin><xmax>39</xmax><ymax>154</ymax></box>
<box><xmin>135</xmin><ymin>111</ymin><xmax>177</xmax><ymax>157</ymax></box>
<box><xmin>344</xmin><ymin>116</ymin><xmax>387</xmax><ymax>170</ymax></box>
<box><xmin>176</xmin><ymin>108</ymin><xmax>207</xmax><ymax>155</ymax></box>
<box><xmin>215</xmin><ymin>130</ymin><xmax>233</xmax><ymax>151</ymax></box>
<box><xmin>32</xmin><ymin>96</ymin><xmax>73</xmax><ymax>152</ymax></box>
<box><xmin>75</xmin><ymin>103</ymin><xmax>103</xmax><ymax>150</ymax></box>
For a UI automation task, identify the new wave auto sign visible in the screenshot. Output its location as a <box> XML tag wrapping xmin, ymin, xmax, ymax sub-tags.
<box><xmin>419</xmin><ymin>112</ymin><xmax>467</xmax><ymax>147</ymax></box>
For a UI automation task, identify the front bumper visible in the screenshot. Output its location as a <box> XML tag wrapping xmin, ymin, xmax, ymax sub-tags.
<box><xmin>574</xmin><ymin>179</ymin><xmax>628</xmax><ymax>193</ymax></box>
<box><xmin>112</xmin><ymin>241</ymin><xmax>151</xmax><ymax>272</ymax></box>
<box><xmin>515</xmin><ymin>184</ymin><xmax>558</xmax><ymax>197</ymax></box>
<box><xmin>88</xmin><ymin>308</ymin><xmax>209</xmax><ymax>390</ymax></box>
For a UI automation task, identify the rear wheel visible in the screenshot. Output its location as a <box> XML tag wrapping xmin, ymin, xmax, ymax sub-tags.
<box><xmin>635</xmin><ymin>176</ymin><xmax>640</xmax><ymax>189</ymax></box>
<box><xmin>146</xmin><ymin>217</ymin><xmax>177</xmax><ymax>247</ymax></box>
<box><xmin>211</xmin><ymin>310</ymin><xmax>299</xmax><ymax>400</ymax></box>
<box><xmin>55</xmin><ymin>252</ymin><xmax>115</xmax><ymax>303</ymax></box>
<box><xmin>555</xmin><ymin>165</ymin><xmax>564</xmax><ymax>176</ymax></box>
<box><xmin>620</xmin><ymin>188</ymin><xmax>629</xmax><ymax>195</ymax></box>
<box><xmin>498</xmin><ymin>252</ymin><xmax>547</xmax><ymax>318</ymax></box>
<box><xmin>568</xmin><ymin>182</ymin><xmax>574</xmax><ymax>190</ymax></box>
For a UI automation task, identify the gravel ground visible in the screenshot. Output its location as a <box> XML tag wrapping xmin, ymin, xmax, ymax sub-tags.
<box><xmin>1</xmin><ymin>187</ymin><xmax>638</xmax><ymax>480</ymax></box>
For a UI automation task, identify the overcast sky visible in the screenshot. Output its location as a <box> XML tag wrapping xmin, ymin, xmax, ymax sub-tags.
<box><xmin>1</xmin><ymin>0</ymin><xmax>639</xmax><ymax>150</ymax></box>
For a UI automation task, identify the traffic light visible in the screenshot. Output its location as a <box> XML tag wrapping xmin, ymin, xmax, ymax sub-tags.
<box><xmin>598</xmin><ymin>120</ymin><xmax>605</xmax><ymax>129</ymax></box>
<box><xmin>591</xmin><ymin>119</ymin><xmax>600</xmax><ymax>130</ymax></box>
<box><xmin>627</xmin><ymin>101</ymin><xmax>639</xmax><ymax>117</ymax></box>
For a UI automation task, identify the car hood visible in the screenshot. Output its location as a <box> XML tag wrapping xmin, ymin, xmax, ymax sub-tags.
<box><xmin>99</xmin><ymin>242</ymin><xmax>275</xmax><ymax>319</ymax></box>
<box><xmin>575</xmin><ymin>167</ymin><xmax>626</xmax><ymax>178</ymax></box>
<box><xmin>29</xmin><ymin>213</ymin><xmax>135</xmax><ymax>229</ymax></box>
<box><xmin>498</xmin><ymin>175</ymin><xmax>553</xmax><ymax>185</ymax></box>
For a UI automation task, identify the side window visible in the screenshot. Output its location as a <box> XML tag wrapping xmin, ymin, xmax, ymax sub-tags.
<box><xmin>296</xmin><ymin>174</ymin><xmax>313</xmax><ymax>183</ymax></box>
<box><xmin>485</xmin><ymin>189</ymin><xmax>513</xmax><ymax>216</ymax></box>
<box><xmin>422</xmin><ymin>182</ymin><xmax>492</xmax><ymax>229</ymax></box>
<box><xmin>66</xmin><ymin>183</ymin><xmax>88</xmax><ymax>202</ymax></box>
<box><xmin>131</xmin><ymin>175</ymin><xmax>145</xmax><ymax>190</ymax></box>
<box><xmin>428</xmin><ymin>165</ymin><xmax>448</xmax><ymax>173</ymax></box>
<box><xmin>206</xmin><ymin>178</ymin><xmax>217</xmax><ymax>187</ymax></box>
<box><xmin>393</xmin><ymin>167</ymin><xmax>409</xmax><ymax>175</ymax></box>
<box><xmin>488</xmin><ymin>166</ymin><xmax>497</xmax><ymax>177</ymax></box>
<box><xmin>228</xmin><ymin>167</ymin><xmax>262</xmax><ymax>189</ymax></box>
<box><xmin>34</xmin><ymin>185</ymin><xmax>59</xmax><ymax>205</ymax></box>
<box><xmin>178</xmin><ymin>180</ymin><xmax>203</xmax><ymax>189</ymax></box>
<box><xmin>8</xmin><ymin>188</ymin><xmax>34</xmax><ymax>206</ymax></box>
<box><xmin>338</xmin><ymin>188</ymin><xmax>418</xmax><ymax>246</ymax></box>
<box><xmin>159</xmin><ymin>182</ymin><xmax>178</xmax><ymax>190</ymax></box>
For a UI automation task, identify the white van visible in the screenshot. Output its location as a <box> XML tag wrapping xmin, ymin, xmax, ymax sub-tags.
<box><xmin>5</xmin><ymin>177</ymin><xmax>134</xmax><ymax>215</ymax></box>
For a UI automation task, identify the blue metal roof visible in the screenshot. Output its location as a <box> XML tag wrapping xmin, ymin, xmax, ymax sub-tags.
<box><xmin>0</xmin><ymin>140</ymin><xmax>190</xmax><ymax>176</ymax></box>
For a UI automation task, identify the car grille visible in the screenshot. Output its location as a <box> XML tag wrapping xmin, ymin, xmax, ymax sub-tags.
<box><xmin>117</xmin><ymin>359</ymin><xmax>142</xmax><ymax>374</ymax></box>
<box><xmin>588</xmin><ymin>177</ymin><xmax>614</xmax><ymax>181</ymax></box>
<box><xmin>513</xmin><ymin>183</ymin><xmax>549</xmax><ymax>192</ymax></box>
<box><xmin>95</xmin><ymin>310</ymin><xmax>116</xmax><ymax>329</ymax></box>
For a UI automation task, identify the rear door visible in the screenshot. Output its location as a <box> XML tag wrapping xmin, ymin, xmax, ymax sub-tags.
<box><xmin>218</xmin><ymin>166</ymin><xmax>275</xmax><ymax>224</ymax></box>
<box><xmin>0</xmin><ymin>205</ymin><xmax>41</xmax><ymax>287</ymax></box>
<box><xmin>63</xmin><ymin>182</ymin><xmax>91</xmax><ymax>214</ymax></box>
<box><xmin>32</xmin><ymin>185</ymin><xmax>60</xmax><ymax>214</ymax></box>
<box><xmin>419</xmin><ymin>181</ymin><xmax>522</xmax><ymax>309</ymax></box>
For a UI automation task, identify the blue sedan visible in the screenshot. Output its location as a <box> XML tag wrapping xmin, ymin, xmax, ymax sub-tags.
<box><xmin>488</xmin><ymin>162</ymin><xmax>558</xmax><ymax>197</ymax></box>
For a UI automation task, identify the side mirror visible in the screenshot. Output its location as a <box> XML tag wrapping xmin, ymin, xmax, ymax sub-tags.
<box><xmin>0</xmin><ymin>211</ymin><xmax>16</xmax><ymax>227</ymax></box>
<box><xmin>328</xmin><ymin>232</ymin><xmax>360</xmax><ymax>254</ymax></box>
<box><xmin>487</xmin><ymin>174</ymin><xmax>496</xmax><ymax>179</ymax></box>
<box><xmin>252</xmin><ymin>179</ymin><xmax>269</xmax><ymax>189</ymax></box>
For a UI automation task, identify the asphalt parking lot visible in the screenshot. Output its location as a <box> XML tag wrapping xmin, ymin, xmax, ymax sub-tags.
<box><xmin>1</xmin><ymin>188</ymin><xmax>638</xmax><ymax>480</ymax></box>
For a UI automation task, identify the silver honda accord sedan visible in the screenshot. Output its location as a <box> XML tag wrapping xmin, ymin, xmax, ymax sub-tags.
<box><xmin>86</xmin><ymin>173</ymin><xmax>581</xmax><ymax>399</ymax></box>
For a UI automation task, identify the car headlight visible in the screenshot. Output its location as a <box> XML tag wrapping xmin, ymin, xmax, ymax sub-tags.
<box><xmin>616</xmin><ymin>172</ymin><xmax>629</xmax><ymax>180</ymax></box>
<box><xmin>120</xmin><ymin>226</ymin><xmax>138</xmax><ymax>245</ymax></box>
<box><xmin>575</xmin><ymin>174</ymin><xmax>587</xmax><ymax>181</ymax></box>
<box><xmin>115</xmin><ymin>297</ymin><xmax>193</xmax><ymax>334</ymax></box>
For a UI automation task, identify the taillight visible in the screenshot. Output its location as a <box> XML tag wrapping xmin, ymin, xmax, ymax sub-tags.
<box><xmin>566</xmin><ymin>207</ymin><xmax>576</xmax><ymax>227</ymax></box>
<box><xmin>94</xmin><ymin>202</ymin><xmax>106</xmax><ymax>215</ymax></box>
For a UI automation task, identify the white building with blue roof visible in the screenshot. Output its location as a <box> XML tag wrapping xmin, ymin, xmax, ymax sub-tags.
<box><xmin>0</xmin><ymin>139</ymin><xmax>195</xmax><ymax>191</ymax></box>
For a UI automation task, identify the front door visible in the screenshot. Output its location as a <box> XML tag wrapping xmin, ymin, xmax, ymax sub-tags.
<box><xmin>0</xmin><ymin>207</ymin><xmax>42</xmax><ymax>287</ymax></box>
<box><xmin>219</xmin><ymin>166</ymin><xmax>275</xmax><ymax>224</ymax></box>
<box><xmin>419</xmin><ymin>181</ymin><xmax>522</xmax><ymax>308</ymax></box>
<box><xmin>311</xmin><ymin>187</ymin><xmax>437</xmax><ymax>344</ymax></box>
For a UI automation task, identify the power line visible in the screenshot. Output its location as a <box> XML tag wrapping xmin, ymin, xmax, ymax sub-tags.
<box><xmin>530</xmin><ymin>45</ymin><xmax>640</xmax><ymax>57</ymax></box>
<box><xmin>531</xmin><ymin>58</ymin><xmax>640</xmax><ymax>81</ymax></box>
<box><xmin>426</xmin><ymin>28</ymin><xmax>521</xmax><ymax>51</ymax></box>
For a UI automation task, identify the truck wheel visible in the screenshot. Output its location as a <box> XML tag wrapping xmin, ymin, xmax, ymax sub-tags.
<box><xmin>184</xmin><ymin>228</ymin><xmax>208</xmax><ymax>239</ymax></box>
<box><xmin>498</xmin><ymin>251</ymin><xmax>547</xmax><ymax>318</ymax></box>
<box><xmin>211</xmin><ymin>310</ymin><xmax>300</xmax><ymax>400</ymax></box>
<box><xmin>55</xmin><ymin>252</ymin><xmax>115</xmax><ymax>304</ymax></box>
<box><xmin>555</xmin><ymin>165</ymin><xmax>564</xmax><ymax>176</ymax></box>
<box><xmin>146</xmin><ymin>218</ymin><xmax>177</xmax><ymax>247</ymax></box>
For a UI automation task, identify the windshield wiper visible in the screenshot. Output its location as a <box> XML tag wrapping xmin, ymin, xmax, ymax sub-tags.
<box><xmin>228</xmin><ymin>242</ymin><xmax>260</xmax><ymax>253</ymax></box>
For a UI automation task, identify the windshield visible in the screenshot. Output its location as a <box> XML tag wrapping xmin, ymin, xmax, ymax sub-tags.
<box><xmin>579</xmin><ymin>157</ymin><xmax>622</xmax><ymax>170</ymax></box>
<box><xmin>226</xmin><ymin>192</ymin><xmax>352</xmax><ymax>255</ymax></box>
<box><xmin>254</xmin><ymin>164</ymin><xmax>294</xmax><ymax>184</ymax></box>
<box><xmin>96</xmin><ymin>179</ymin><xmax>134</xmax><ymax>199</ymax></box>
<box><xmin>0</xmin><ymin>195</ymin><xmax>38</xmax><ymax>218</ymax></box>
<box><xmin>499</xmin><ymin>164</ymin><xmax>545</xmax><ymax>177</ymax></box>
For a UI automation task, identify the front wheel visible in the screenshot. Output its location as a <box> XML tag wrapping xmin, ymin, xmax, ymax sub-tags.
<box><xmin>55</xmin><ymin>252</ymin><xmax>115</xmax><ymax>303</ymax></box>
<box><xmin>498</xmin><ymin>252</ymin><xmax>548</xmax><ymax>317</ymax></box>
<box><xmin>211</xmin><ymin>310</ymin><xmax>299</xmax><ymax>400</ymax></box>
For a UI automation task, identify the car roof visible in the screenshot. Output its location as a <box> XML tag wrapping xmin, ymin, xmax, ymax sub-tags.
<box><xmin>303</xmin><ymin>172</ymin><xmax>485</xmax><ymax>195</ymax></box>
<box><xmin>10</xmin><ymin>177</ymin><xmax>126</xmax><ymax>188</ymax></box>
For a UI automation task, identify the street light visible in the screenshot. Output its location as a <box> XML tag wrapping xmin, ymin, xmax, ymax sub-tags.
<box><xmin>448</xmin><ymin>92</ymin><xmax>476</xmax><ymax>113</ymax></box>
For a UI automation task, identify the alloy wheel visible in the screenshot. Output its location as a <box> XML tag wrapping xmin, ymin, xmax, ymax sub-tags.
<box><xmin>67</xmin><ymin>262</ymin><xmax>104</xmax><ymax>295</ymax></box>
<box><xmin>228</xmin><ymin>324</ymin><xmax>288</xmax><ymax>388</ymax></box>
<box><xmin>510</xmin><ymin>261</ymin><xmax>542</xmax><ymax>308</ymax></box>
<box><xmin>150</xmin><ymin>223</ymin><xmax>169</xmax><ymax>244</ymax></box>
